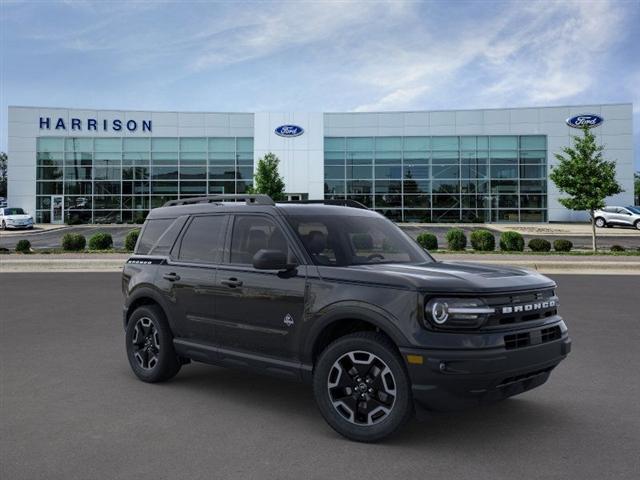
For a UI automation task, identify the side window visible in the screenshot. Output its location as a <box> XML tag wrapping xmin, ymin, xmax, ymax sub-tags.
<box><xmin>136</xmin><ymin>218</ymin><xmax>174</xmax><ymax>254</ymax></box>
<box><xmin>178</xmin><ymin>215</ymin><xmax>227</xmax><ymax>264</ymax></box>
<box><xmin>295</xmin><ymin>221</ymin><xmax>337</xmax><ymax>265</ymax></box>
<box><xmin>229</xmin><ymin>215</ymin><xmax>292</xmax><ymax>265</ymax></box>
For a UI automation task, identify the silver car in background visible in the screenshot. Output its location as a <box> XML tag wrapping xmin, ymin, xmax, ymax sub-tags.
<box><xmin>594</xmin><ymin>206</ymin><xmax>640</xmax><ymax>230</ymax></box>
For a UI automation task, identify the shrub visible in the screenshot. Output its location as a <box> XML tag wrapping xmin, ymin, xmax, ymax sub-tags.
<box><xmin>470</xmin><ymin>229</ymin><xmax>495</xmax><ymax>251</ymax></box>
<box><xmin>610</xmin><ymin>244</ymin><xmax>625</xmax><ymax>252</ymax></box>
<box><xmin>528</xmin><ymin>238</ymin><xmax>551</xmax><ymax>252</ymax></box>
<box><xmin>88</xmin><ymin>232</ymin><xmax>113</xmax><ymax>250</ymax></box>
<box><xmin>125</xmin><ymin>229</ymin><xmax>141</xmax><ymax>252</ymax></box>
<box><xmin>416</xmin><ymin>232</ymin><xmax>438</xmax><ymax>251</ymax></box>
<box><xmin>553</xmin><ymin>239</ymin><xmax>573</xmax><ymax>252</ymax></box>
<box><xmin>15</xmin><ymin>239</ymin><xmax>31</xmax><ymax>253</ymax></box>
<box><xmin>62</xmin><ymin>233</ymin><xmax>86</xmax><ymax>251</ymax></box>
<box><xmin>445</xmin><ymin>228</ymin><xmax>467</xmax><ymax>251</ymax></box>
<box><xmin>499</xmin><ymin>231</ymin><xmax>525</xmax><ymax>252</ymax></box>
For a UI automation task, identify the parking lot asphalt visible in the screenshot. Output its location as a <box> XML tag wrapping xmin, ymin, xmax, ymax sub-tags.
<box><xmin>0</xmin><ymin>226</ymin><xmax>138</xmax><ymax>249</ymax></box>
<box><xmin>1</xmin><ymin>273</ymin><xmax>639</xmax><ymax>480</ymax></box>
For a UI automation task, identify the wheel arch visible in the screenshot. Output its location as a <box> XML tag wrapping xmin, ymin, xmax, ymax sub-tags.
<box><xmin>124</xmin><ymin>287</ymin><xmax>171</xmax><ymax>329</ymax></box>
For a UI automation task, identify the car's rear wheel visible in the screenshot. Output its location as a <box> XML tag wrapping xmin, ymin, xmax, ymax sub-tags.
<box><xmin>635</xmin><ymin>220</ymin><xmax>640</xmax><ymax>230</ymax></box>
<box><xmin>125</xmin><ymin>305</ymin><xmax>181</xmax><ymax>383</ymax></box>
<box><xmin>595</xmin><ymin>217</ymin><xmax>606</xmax><ymax>228</ymax></box>
<box><xmin>313</xmin><ymin>332</ymin><xmax>413</xmax><ymax>442</ymax></box>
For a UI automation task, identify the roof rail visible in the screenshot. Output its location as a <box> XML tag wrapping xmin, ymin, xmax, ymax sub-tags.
<box><xmin>163</xmin><ymin>195</ymin><xmax>275</xmax><ymax>207</ymax></box>
<box><xmin>278</xmin><ymin>199</ymin><xmax>369</xmax><ymax>210</ymax></box>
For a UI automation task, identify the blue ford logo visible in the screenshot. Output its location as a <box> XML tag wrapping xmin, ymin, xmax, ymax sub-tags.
<box><xmin>275</xmin><ymin>125</ymin><xmax>304</xmax><ymax>137</ymax></box>
<box><xmin>566</xmin><ymin>114</ymin><xmax>604</xmax><ymax>129</ymax></box>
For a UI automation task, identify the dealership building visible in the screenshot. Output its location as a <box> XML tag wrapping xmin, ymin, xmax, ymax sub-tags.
<box><xmin>6</xmin><ymin>103</ymin><xmax>634</xmax><ymax>224</ymax></box>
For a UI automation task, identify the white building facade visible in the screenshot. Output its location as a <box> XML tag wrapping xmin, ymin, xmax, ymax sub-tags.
<box><xmin>6</xmin><ymin>104</ymin><xmax>634</xmax><ymax>224</ymax></box>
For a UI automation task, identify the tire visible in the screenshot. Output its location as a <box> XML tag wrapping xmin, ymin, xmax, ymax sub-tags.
<box><xmin>1</xmin><ymin>221</ymin><xmax>5</xmax><ymax>230</ymax></box>
<box><xmin>594</xmin><ymin>217</ymin><xmax>606</xmax><ymax>228</ymax></box>
<box><xmin>313</xmin><ymin>332</ymin><xmax>413</xmax><ymax>442</ymax></box>
<box><xmin>635</xmin><ymin>220</ymin><xmax>640</xmax><ymax>230</ymax></box>
<box><xmin>125</xmin><ymin>304</ymin><xmax>181</xmax><ymax>383</ymax></box>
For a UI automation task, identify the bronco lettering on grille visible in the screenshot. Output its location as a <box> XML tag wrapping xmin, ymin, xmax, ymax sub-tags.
<box><xmin>502</xmin><ymin>300</ymin><xmax>556</xmax><ymax>314</ymax></box>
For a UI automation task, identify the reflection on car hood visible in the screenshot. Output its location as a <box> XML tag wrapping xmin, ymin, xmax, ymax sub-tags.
<box><xmin>321</xmin><ymin>261</ymin><xmax>555</xmax><ymax>294</ymax></box>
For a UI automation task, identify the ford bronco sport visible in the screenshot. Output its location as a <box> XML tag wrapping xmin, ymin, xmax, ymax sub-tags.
<box><xmin>122</xmin><ymin>195</ymin><xmax>571</xmax><ymax>442</ymax></box>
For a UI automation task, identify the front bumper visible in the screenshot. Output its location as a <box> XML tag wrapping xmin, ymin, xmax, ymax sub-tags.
<box><xmin>400</xmin><ymin>322</ymin><xmax>571</xmax><ymax>411</ymax></box>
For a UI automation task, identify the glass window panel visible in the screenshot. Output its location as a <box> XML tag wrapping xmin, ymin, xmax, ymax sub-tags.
<box><xmin>495</xmin><ymin>210</ymin><xmax>519</xmax><ymax>222</ymax></box>
<box><xmin>374</xmin><ymin>180</ymin><xmax>402</xmax><ymax>194</ymax></box>
<box><xmin>230</xmin><ymin>216</ymin><xmax>292</xmax><ymax>265</ymax></box>
<box><xmin>324</xmin><ymin>180</ymin><xmax>345</xmax><ymax>194</ymax></box>
<box><xmin>180</xmin><ymin>182</ymin><xmax>207</xmax><ymax>194</ymax></box>
<box><xmin>347</xmin><ymin>165</ymin><xmax>373</xmax><ymax>179</ymax></box>
<box><xmin>432</xmin><ymin>180</ymin><xmax>460</xmax><ymax>193</ymax></box>
<box><xmin>236</xmin><ymin>153</ymin><xmax>253</xmax><ymax>166</ymax></box>
<box><xmin>431</xmin><ymin>136</ymin><xmax>458</xmax><ymax>151</ymax></box>
<box><xmin>325</xmin><ymin>151</ymin><xmax>345</xmax><ymax>166</ymax></box>
<box><xmin>151</xmin><ymin>152</ymin><xmax>179</xmax><ymax>165</ymax></box>
<box><xmin>236</xmin><ymin>137</ymin><xmax>254</xmax><ymax>152</ymax></box>
<box><xmin>460</xmin><ymin>137</ymin><xmax>477</xmax><ymax>150</ymax></box>
<box><xmin>347</xmin><ymin>195</ymin><xmax>373</xmax><ymax>208</ymax></box>
<box><xmin>94</xmin><ymin>138</ymin><xmax>122</xmax><ymax>152</ymax></box>
<box><xmin>36</xmin><ymin>196</ymin><xmax>52</xmax><ymax>209</ymax></box>
<box><xmin>123</xmin><ymin>152</ymin><xmax>149</xmax><ymax>165</ymax></box>
<box><xmin>37</xmin><ymin>152</ymin><xmax>63</xmax><ymax>165</ymax></box>
<box><xmin>132</xmin><ymin>181</ymin><xmax>150</xmax><ymax>194</ymax></box>
<box><xmin>477</xmin><ymin>136</ymin><xmax>489</xmax><ymax>150</ymax></box>
<box><xmin>498</xmin><ymin>194</ymin><xmax>519</xmax><ymax>208</ymax></box>
<box><xmin>403</xmin><ymin>195</ymin><xmax>430</xmax><ymax>208</ymax></box>
<box><xmin>94</xmin><ymin>182</ymin><xmax>121</xmax><ymax>195</ymax></box>
<box><xmin>209</xmin><ymin>167</ymin><xmax>236</xmax><ymax>179</ymax></box>
<box><xmin>461</xmin><ymin>164</ymin><xmax>488</xmax><ymax>179</ymax></box>
<box><xmin>462</xmin><ymin>209</ymin><xmax>488</xmax><ymax>222</ymax></box>
<box><xmin>375</xmin><ymin>137</ymin><xmax>401</xmax><ymax>151</ymax></box>
<box><xmin>93</xmin><ymin>196</ymin><xmax>121</xmax><ymax>209</ymax></box>
<box><xmin>374</xmin><ymin>151</ymin><xmax>401</xmax><ymax>164</ymax></box>
<box><xmin>477</xmin><ymin>151</ymin><xmax>489</xmax><ymax>162</ymax></box>
<box><xmin>520</xmin><ymin>194</ymin><xmax>546</xmax><ymax>208</ymax></box>
<box><xmin>461</xmin><ymin>195</ymin><xmax>482</xmax><ymax>208</ymax></box>
<box><xmin>64</xmin><ymin>181</ymin><xmax>92</xmax><ymax>195</ymax></box>
<box><xmin>403</xmin><ymin>165</ymin><xmax>429</xmax><ymax>179</ymax></box>
<box><xmin>180</xmin><ymin>167</ymin><xmax>206</xmax><ymax>180</ymax></box>
<box><xmin>374</xmin><ymin>166</ymin><xmax>401</xmax><ymax>179</ymax></box>
<box><xmin>65</xmin><ymin>196</ymin><xmax>92</xmax><ymax>210</ymax></box>
<box><xmin>432</xmin><ymin>195</ymin><xmax>460</xmax><ymax>208</ymax></box>
<box><xmin>208</xmin><ymin>181</ymin><xmax>235</xmax><ymax>194</ymax></box>
<box><xmin>180</xmin><ymin>138</ymin><xmax>206</xmax><ymax>152</ymax></box>
<box><xmin>520</xmin><ymin>135</ymin><xmax>546</xmax><ymax>150</ymax></box>
<box><xmin>151</xmin><ymin>167</ymin><xmax>178</xmax><ymax>180</ymax></box>
<box><xmin>403</xmin><ymin>180</ymin><xmax>429</xmax><ymax>194</ymax></box>
<box><xmin>151</xmin><ymin>196</ymin><xmax>178</xmax><ymax>208</ymax></box>
<box><xmin>432</xmin><ymin>165</ymin><xmax>459</xmax><ymax>179</ymax></box>
<box><xmin>490</xmin><ymin>136</ymin><xmax>518</xmax><ymax>150</ymax></box>
<box><xmin>37</xmin><ymin>182</ymin><xmax>63</xmax><ymax>195</ymax></box>
<box><xmin>490</xmin><ymin>151</ymin><xmax>518</xmax><ymax>164</ymax></box>
<box><xmin>134</xmin><ymin>167</ymin><xmax>149</xmax><ymax>180</ymax></box>
<box><xmin>65</xmin><ymin>152</ymin><xmax>93</xmax><ymax>166</ymax></box>
<box><xmin>179</xmin><ymin>152</ymin><xmax>207</xmax><ymax>165</ymax></box>
<box><xmin>37</xmin><ymin>166</ymin><xmax>63</xmax><ymax>180</ymax></box>
<box><xmin>122</xmin><ymin>167</ymin><xmax>134</xmax><ymax>180</ymax></box>
<box><xmin>324</xmin><ymin>137</ymin><xmax>345</xmax><ymax>151</ymax></box>
<box><xmin>93</xmin><ymin>167</ymin><xmax>120</xmax><ymax>181</ymax></box>
<box><xmin>460</xmin><ymin>152</ymin><xmax>476</xmax><ymax>164</ymax></box>
<box><xmin>64</xmin><ymin>166</ymin><xmax>92</xmax><ymax>180</ymax></box>
<box><xmin>520</xmin><ymin>164</ymin><xmax>546</xmax><ymax>179</ymax></box>
<box><xmin>377</xmin><ymin>209</ymin><xmax>403</xmax><ymax>221</ymax></box>
<box><xmin>346</xmin><ymin>152</ymin><xmax>373</xmax><ymax>165</ymax></box>
<box><xmin>236</xmin><ymin>167</ymin><xmax>253</xmax><ymax>180</ymax></box>
<box><xmin>491</xmin><ymin>180</ymin><xmax>518</xmax><ymax>193</ymax></box>
<box><xmin>403</xmin><ymin>137</ymin><xmax>429</xmax><ymax>151</ymax></box>
<box><xmin>347</xmin><ymin>180</ymin><xmax>372</xmax><ymax>194</ymax></box>
<box><xmin>520</xmin><ymin>210</ymin><xmax>546</xmax><ymax>222</ymax></box>
<box><xmin>490</xmin><ymin>164</ymin><xmax>518</xmax><ymax>179</ymax></box>
<box><xmin>346</xmin><ymin>137</ymin><xmax>373</xmax><ymax>151</ymax></box>
<box><xmin>403</xmin><ymin>210</ymin><xmax>431</xmax><ymax>223</ymax></box>
<box><xmin>209</xmin><ymin>138</ymin><xmax>235</xmax><ymax>152</ymax></box>
<box><xmin>208</xmin><ymin>152</ymin><xmax>235</xmax><ymax>165</ymax></box>
<box><xmin>520</xmin><ymin>180</ymin><xmax>546</xmax><ymax>193</ymax></box>
<box><xmin>65</xmin><ymin>138</ymin><xmax>93</xmax><ymax>151</ymax></box>
<box><xmin>151</xmin><ymin>138</ymin><xmax>178</xmax><ymax>151</ymax></box>
<box><xmin>432</xmin><ymin>151</ymin><xmax>459</xmax><ymax>164</ymax></box>
<box><xmin>37</xmin><ymin>137</ymin><xmax>64</xmax><ymax>151</ymax></box>
<box><xmin>403</xmin><ymin>151</ymin><xmax>429</xmax><ymax>163</ymax></box>
<box><xmin>236</xmin><ymin>181</ymin><xmax>252</xmax><ymax>193</ymax></box>
<box><xmin>124</xmin><ymin>138</ymin><xmax>150</xmax><ymax>152</ymax></box>
<box><xmin>324</xmin><ymin>166</ymin><xmax>344</xmax><ymax>179</ymax></box>
<box><xmin>151</xmin><ymin>181</ymin><xmax>179</xmax><ymax>194</ymax></box>
<box><xmin>520</xmin><ymin>150</ymin><xmax>546</xmax><ymax>164</ymax></box>
<box><xmin>374</xmin><ymin>195</ymin><xmax>402</xmax><ymax>208</ymax></box>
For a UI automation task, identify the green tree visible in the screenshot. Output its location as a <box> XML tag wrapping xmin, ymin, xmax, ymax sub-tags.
<box><xmin>550</xmin><ymin>128</ymin><xmax>623</xmax><ymax>251</ymax></box>
<box><xmin>634</xmin><ymin>172</ymin><xmax>640</xmax><ymax>205</ymax></box>
<box><xmin>249</xmin><ymin>152</ymin><xmax>286</xmax><ymax>201</ymax></box>
<box><xmin>0</xmin><ymin>152</ymin><xmax>7</xmax><ymax>198</ymax></box>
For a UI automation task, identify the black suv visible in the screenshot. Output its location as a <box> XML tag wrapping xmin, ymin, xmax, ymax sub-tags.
<box><xmin>122</xmin><ymin>195</ymin><xmax>570</xmax><ymax>442</ymax></box>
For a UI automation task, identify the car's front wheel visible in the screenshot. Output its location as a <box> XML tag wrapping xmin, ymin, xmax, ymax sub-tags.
<box><xmin>125</xmin><ymin>304</ymin><xmax>181</xmax><ymax>383</ymax></box>
<box><xmin>595</xmin><ymin>217</ymin><xmax>606</xmax><ymax>228</ymax></box>
<box><xmin>313</xmin><ymin>332</ymin><xmax>413</xmax><ymax>442</ymax></box>
<box><xmin>635</xmin><ymin>220</ymin><xmax>640</xmax><ymax>230</ymax></box>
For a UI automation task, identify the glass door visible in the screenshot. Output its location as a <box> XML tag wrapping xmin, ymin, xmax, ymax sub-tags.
<box><xmin>51</xmin><ymin>195</ymin><xmax>64</xmax><ymax>224</ymax></box>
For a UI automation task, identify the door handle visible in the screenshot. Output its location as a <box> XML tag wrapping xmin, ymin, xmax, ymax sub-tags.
<box><xmin>221</xmin><ymin>277</ymin><xmax>243</xmax><ymax>288</ymax></box>
<box><xmin>163</xmin><ymin>272</ymin><xmax>180</xmax><ymax>282</ymax></box>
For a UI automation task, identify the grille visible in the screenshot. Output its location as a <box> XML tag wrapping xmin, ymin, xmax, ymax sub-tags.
<box><xmin>504</xmin><ymin>326</ymin><xmax>561</xmax><ymax>350</ymax></box>
<box><xmin>498</xmin><ymin>366</ymin><xmax>554</xmax><ymax>387</ymax></box>
<box><xmin>484</xmin><ymin>289</ymin><xmax>558</xmax><ymax>327</ymax></box>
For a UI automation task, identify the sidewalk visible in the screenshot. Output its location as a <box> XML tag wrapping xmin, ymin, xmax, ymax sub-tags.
<box><xmin>402</xmin><ymin>222</ymin><xmax>640</xmax><ymax>237</ymax></box>
<box><xmin>1</xmin><ymin>253</ymin><xmax>638</xmax><ymax>274</ymax></box>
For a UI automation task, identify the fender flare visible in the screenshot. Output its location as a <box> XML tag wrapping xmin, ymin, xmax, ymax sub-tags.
<box><xmin>124</xmin><ymin>285</ymin><xmax>173</xmax><ymax>330</ymax></box>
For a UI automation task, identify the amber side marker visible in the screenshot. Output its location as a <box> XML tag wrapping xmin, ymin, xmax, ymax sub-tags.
<box><xmin>406</xmin><ymin>354</ymin><xmax>423</xmax><ymax>365</ymax></box>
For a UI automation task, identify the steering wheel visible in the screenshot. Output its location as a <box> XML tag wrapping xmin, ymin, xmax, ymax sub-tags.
<box><xmin>367</xmin><ymin>253</ymin><xmax>385</xmax><ymax>261</ymax></box>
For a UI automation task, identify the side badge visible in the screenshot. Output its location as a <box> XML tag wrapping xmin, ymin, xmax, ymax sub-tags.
<box><xmin>283</xmin><ymin>314</ymin><xmax>294</xmax><ymax>327</ymax></box>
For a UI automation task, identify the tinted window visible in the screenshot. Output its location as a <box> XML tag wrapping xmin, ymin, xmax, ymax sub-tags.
<box><xmin>136</xmin><ymin>218</ymin><xmax>174</xmax><ymax>254</ymax></box>
<box><xmin>230</xmin><ymin>216</ymin><xmax>292</xmax><ymax>265</ymax></box>
<box><xmin>178</xmin><ymin>215</ymin><xmax>227</xmax><ymax>264</ymax></box>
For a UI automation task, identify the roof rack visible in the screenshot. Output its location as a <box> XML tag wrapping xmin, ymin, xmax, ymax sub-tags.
<box><xmin>278</xmin><ymin>199</ymin><xmax>369</xmax><ymax>210</ymax></box>
<box><xmin>163</xmin><ymin>195</ymin><xmax>275</xmax><ymax>207</ymax></box>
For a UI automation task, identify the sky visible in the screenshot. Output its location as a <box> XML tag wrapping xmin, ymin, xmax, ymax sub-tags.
<box><xmin>1</xmin><ymin>0</ymin><xmax>639</xmax><ymax>168</ymax></box>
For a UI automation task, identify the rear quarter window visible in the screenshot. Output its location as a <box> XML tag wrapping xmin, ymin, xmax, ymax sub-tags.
<box><xmin>136</xmin><ymin>216</ymin><xmax>187</xmax><ymax>255</ymax></box>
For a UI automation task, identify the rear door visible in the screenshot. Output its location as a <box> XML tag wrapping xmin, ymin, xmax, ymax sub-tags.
<box><xmin>212</xmin><ymin>214</ymin><xmax>308</xmax><ymax>359</ymax></box>
<box><xmin>158</xmin><ymin>214</ymin><xmax>228</xmax><ymax>343</ymax></box>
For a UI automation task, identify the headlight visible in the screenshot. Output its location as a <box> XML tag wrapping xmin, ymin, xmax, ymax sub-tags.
<box><xmin>425</xmin><ymin>298</ymin><xmax>494</xmax><ymax>329</ymax></box>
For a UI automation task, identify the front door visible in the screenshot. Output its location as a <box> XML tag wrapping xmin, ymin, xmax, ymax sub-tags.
<box><xmin>51</xmin><ymin>195</ymin><xmax>63</xmax><ymax>224</ymax></box>
<box><xmin>213</xmin><ymin>214</ymin><xmax>307</xmax><ymax>359</ymax></box>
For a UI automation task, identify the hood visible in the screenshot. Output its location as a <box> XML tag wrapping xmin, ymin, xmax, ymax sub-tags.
<box><xmin>4</xmin><ymin>214</ymin><xmax>32</xmax><ymax>221</ymax></box>
<box><xmin>319</xmin><ymin>261</ymin><xmax>555</xmax><ymax>294</ymax></box>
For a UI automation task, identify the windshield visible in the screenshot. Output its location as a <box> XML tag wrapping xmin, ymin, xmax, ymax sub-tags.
<box><xmin>626</xmin><ymin>206</ymin><xmax>640</xmax><ymax>214</ymax></box>
<box><xmin>286</xmin><ymin>214</ymin><xmax>433</xmax><ymax>266</ymax></box>
<box><xmin>3</xmin><ymin>208</ymin><xmax>25</xmax><ymax>215</ymax></box>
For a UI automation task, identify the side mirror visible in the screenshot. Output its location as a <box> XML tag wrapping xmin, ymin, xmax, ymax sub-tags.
<box><xmin>252</xmin><ymin>249</ymin><xmax>293</xmax><ymax>271</ymax></box>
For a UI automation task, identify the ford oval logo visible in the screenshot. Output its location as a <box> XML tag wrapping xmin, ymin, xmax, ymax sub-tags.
<box><xmin>566</xmin><ymin>114</ymin><xmax>604</xmax><ymax>129</ymax></box>
<box><xmin>275</xmin><ymin>125</ymin><xmax>304</xmax><ymax>137</ymax></box>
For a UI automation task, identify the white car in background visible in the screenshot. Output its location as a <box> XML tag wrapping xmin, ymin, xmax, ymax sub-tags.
<box><xmin>0</xmin><ymin>207</ymin><xmax>35</xmax><ymax>230</ymax></box>
<box><xmin>593</xmin><ymin>206</ymin><xmax>640</xmax><ymax>230</ymax></box>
